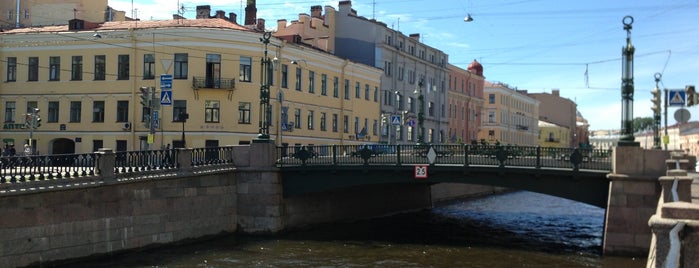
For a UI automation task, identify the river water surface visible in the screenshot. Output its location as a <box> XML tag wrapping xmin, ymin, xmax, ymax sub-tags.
<box><xmin>65</xmin><ymin>191</ymin><xmax>646</xmax><ymax>267</ymax></box>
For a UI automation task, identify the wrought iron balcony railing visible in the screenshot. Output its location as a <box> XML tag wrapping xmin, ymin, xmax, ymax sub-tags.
<box><xmin>192</xmin><ymin>77</ymin><xmax>235</xmax><ymax>89</ymax></box>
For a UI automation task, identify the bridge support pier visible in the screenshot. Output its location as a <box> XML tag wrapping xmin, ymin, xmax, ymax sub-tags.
<box><xmin>603</xmin><ymin>146</ymin><xmax>669</xmax><ymax>256</ymax></box>
<box><xmin>236</xmin><ymin>142</ymin><xmax>285</xmax><ymax>233</ymax></box>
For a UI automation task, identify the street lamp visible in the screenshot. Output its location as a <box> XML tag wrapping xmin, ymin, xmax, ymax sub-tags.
<box><xmin>254</xmin><ymin>31</ymin><xmax>274</xmax><ymax>143</ymax></box>
<box><xmin>651</xmin><ymin>73</ymin><xmax>662</xmax><ymax>149</ymax></box>
<box><xmin>25</xmin><ymin>108</ymin><xmax>40</xmax><ymax>155</ymax></box>
<box><xmin>413</xmin><ymin>79</ymin><xmax>425</xmax><ymax>145</ymax></box>
<box><xmin>178</xmin><ymin>111</ymin><xmax>188</xmax><ymax>148</ymax></box>
<box><xmin>618</xmin><ymin>15</ymin><xmax>639</xmax><ymax>146</ymax></box>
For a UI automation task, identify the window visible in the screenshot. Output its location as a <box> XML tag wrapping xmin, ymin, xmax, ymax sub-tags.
<box><xmin>355</xmin><ymin>82</ymin><xmax>360</xmax><ymax>98</ymax></box>
<box><xmin>93</xmin><ymin>101</ymin><xmax>105</xmax><ymax>122</ymax></box>
<box><xmin>6</xmin><ymin>57</ymin><xmax>16</xmax><ymax>82</ymax></box>
<box><xmin>69</xmin><ymin>101</ymin><xmax>81</xmax><ymax>123</ymax></box>
<box><xmin>320</xmin><ymin>112</ymin><xmax>326</xmax><ymax>131</ymax></box>
<box><xmin>238</xmin><ymin>102</ymin><xmax>251</xmax><ymax>124</ymax></box>
<box><xmin>205</xmin><ymin>100</ymin><xmax>220</xmax><ymax>123</ymax></box>
<box><xmin>308</xmin><ymin>71</ymin><xmax>315</xmax><ymax>93</ymax></box>
<box><xmin>281</xmin><ymin>64</ymin><xmax>288</xmax><ymax>88</ymax></box>
<box><xmin>117</xmin><ymin>54</ymin><xmax>129</xmax><ymax>80</ymax></box>
<box><xmin>295</xmin><ymin>67</ymin><xmax>302</xmax><ymax>91</ymax></box>
<box><xmin>28</xmin><ymin>57</ymin><xmax>38</xmax><ymax>81</ymax></box>
<box><xmin>294</xmin><ymin>109</ymin><xmax>301</xmax><ymax>129</ymax></box>
<box><xmin>409</xmin><ymin>97</ymin><xmax>415</xmax><ymax>112</ymax></box>
<box><xmin>396</xmin><ymin>94</ymin><xmax>403</xmax><ymax>110</ymax></box>
<box><xmin>332</xmin><ymin>114</ymin><xmax>338</xmax><ymax>132</ymax></box>
<box><xmin>174</xmin><ymin>53</ymin><xmax>188</xmax><ymax>79</ymax></box>
<box><xmin>343</xmin><ymin>115</ymin><xmax>349</xmax><ymax>133</ymax></box>
<box><xmin>239</xmin><ymin>56</ymin><xmax>252</xmax><ymax>82</ymax></box>
<box><xmin>143</xmin><ymin>54</ymin><xmax>155</xmax><ymax>79</ymax></box>
<box><xmin>71</xmin><ymin>56</ymin><xmax>82</xmax><ymax>81</ymax></box>
<box><xmin>428</xmin><ymin>102</ymin><xmax>434</xmax><ymax>116</ymax></box>
<box><xmin>374</xmin><ymin>87</ymin><xmax>379</xmax><ymax>102</ymax></box>
<box><xmin>4</xmin><ymin>101</ymin><xmax>15</xmax><ymax>123</ymax></box>
<box><xmin>354</xmin><ymin>117</ymin><xmax>359</xmax><ymax>134</ymax></box>
<box><xmin>47</xmin><ymin>101</ymin><xmax>59</xmax><ymax>123</ymax></box>
<box><xmin>321</xmin><ymin>74</ymin><xmax>327</xmax><ymax>95</ymax></box>
<box><xmin>373</xmin><ymin>120</ymin><xmax>378</xmax><ymax>135</ymax></box>
<box><xmin>206</xmin><ymin>54</ymin><xmax>221</xmax><ymax>88</ymax></box>
<box><xmin>489</xmin><ymin>94</ymin><xmax>495</xmax><ymax>104</ymax></box>
<box><xmin>49</xmin><ymin>56</ymin><xmax>60</xmax><ymax>81</ymax></box>
<box><xmin>397</xmin><ymin>65</ymin><xmax>404</xmax><ymax>81</ymax></box>
<box><xmin>344</xmin><ymin>79</ymin><xmax>350</xmax><ymax>100</ymax></box>
<box><xmin>93</xmin><ymin>140</ymin><xmax>103</xmax><ymax>152</ymax></box>
<box><xmin>333</xmin><ymin>77</ymin><xmax>339</xmax><ymax>98</ymax></box>
<box><xmin>384</xmin><ymin>61</ymin><xmax>392</xmax><ymax>76</ymax></box>
<box><xmin>94</xmin><ymin>55</ymin><xmax>105</xmax><ymax>80</ymax></box>
<box><xmin>116</xmin><ymin>101</ymin><xmax>129</xmax><ymax>122</ymax></box>
<box><xmin>307</xmin><ymin>111</ymin><xmax>314</xmax><ymax>130</ymax></box>
<box><xmin>173</xmin><ymin>100</ymin><xmax>187</xmax><ymax>121</ymax></box>
<box><xmin>26</xmin><ymin>101</ymin><xmax>37</xmax><ymax>113</ymax></box>
<box><xmin>488</xmin><ymin>111</ymin><xmax>496</xmax><ymax>123</ymax></box>
<box><xmin>364</xmin><ymin>84</ymin><xmax>370</xmax><ymax>100</ymax></box>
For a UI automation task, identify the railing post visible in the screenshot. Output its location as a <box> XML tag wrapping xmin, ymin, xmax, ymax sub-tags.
<box><xmin>332</xmin><ymin>145</ymin><xmax>338</xmax><ymax>166</ymax></box>
<box><xmin>177</xmin><ymin>148</ymin><xmax>193</xmax><ymax>172</ymax></box>
<box><xmin>396</xmin><ymin>145</ymin><xmax>401</xmax><ymax>166</ymax></box>
<box><xmin>463</xmin><ymin>144</ymin><xmax>469</xmax><ymax>168</ymax></box>
<box><xmin>536</xmin><ymin>146</ymin><xmax>541</xmax><ymax>169</ymax></box>
<box><xmin>96</xmin><ymin>148</ymin><xmax>116</xmax><ymax>184</ymax></box>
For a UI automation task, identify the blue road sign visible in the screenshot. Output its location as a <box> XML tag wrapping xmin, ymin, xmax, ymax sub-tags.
<box><xmin>160</xmin><ymin>91</ymin><xmax>172</xmax><ymax>106</ymax></box>
<box><xmin>390</xmin><ymin>115</ymin><xmax>401</xmax><ymax>126</ymax></box>
<box><xmin>160</xmin><ymin>74</ymin><xmax>173</xmax><ymax>90</ymax></box>
<box><xmin>407</xmin><ymin>119</ymin><xmax>416</xmax><ymax>127</ymax></box>
<box><xmin>669</xmin><ymin>90</ymin><xmax>686</xmax><ymax>107</ymax></box>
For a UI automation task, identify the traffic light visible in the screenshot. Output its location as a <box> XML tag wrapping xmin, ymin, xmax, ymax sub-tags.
<box><xmin>651</xmin><ymin>88</ymin><xmax>661</xmax><ymax>114</ymax></box>
<box><xmin>381</xmin><ymin>114</ymin><xmax>387</xmax><ymax>125</ymax></box>
<box><xmin>687</xmin><ymin>85</ymin><xmax>696</xmax><ymax>107</ymax></box>
<box><xmin>139</xmin><ymin>87</ymin><xmax>151</xmax><ymax>107</ymax></box>
<box><xmin>33</xmin><ymin>115</ymin><xmax>41</xmax><ymax>129</ymax></box>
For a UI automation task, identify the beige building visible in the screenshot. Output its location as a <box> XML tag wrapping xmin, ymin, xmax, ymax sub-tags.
<box><xmin>0</xmin><ymin>11</ymin><xmax>382</xmax><ymax>154</ymax></box>
<box><xmin>478</xmin><ymin>81</ymin><xmax>539</xmax><ymax>146</ymax></box>
<box><xmin>528</xmin><ymin>89</ymin><xmax>578</xmax><ymax>146</ymax></box>
<box><xmin>538</xmin><ymin>120</ymin><xmax>570</xmax><ymax>148</ymax></box>
<box><xmin>447</xmin><ymin>60</ymin><xmax>484</xmax><ymax>144</ymax></box>
<box><xmin>0</xmin><ymin>0</ymin><xmax>127</xmax><ymax>29</ymax></box>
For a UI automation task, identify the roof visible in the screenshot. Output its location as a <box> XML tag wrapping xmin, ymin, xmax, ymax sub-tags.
<box><xmin>1</xmin><ymin>18</ymin><xmax>251</xmax><ymax>34</ymax></box>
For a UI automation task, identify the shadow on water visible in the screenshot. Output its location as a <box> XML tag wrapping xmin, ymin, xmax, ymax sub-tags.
<box><xmin>51</xmin><ymin>191</ymin><xmax>646</xmax><ymax>267</ymax></box>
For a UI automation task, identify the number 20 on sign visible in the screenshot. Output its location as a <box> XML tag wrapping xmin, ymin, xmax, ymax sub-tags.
<box><xmin>414</xmin><ymin>165</ymin><xmax>428</xmax><ymax>179</ymax></box>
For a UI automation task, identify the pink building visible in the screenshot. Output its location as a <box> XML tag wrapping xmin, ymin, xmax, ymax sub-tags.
<box><xmin>447</xmin><ymin>60</ymin><xmax>484</xmax><ymax>143</ymax></box>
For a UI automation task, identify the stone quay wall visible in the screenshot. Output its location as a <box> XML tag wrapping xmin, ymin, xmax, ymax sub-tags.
<box><xmin>0</xmin><ymin>148</ymin><xmax>242</xmax><ymax>268</ymax></box>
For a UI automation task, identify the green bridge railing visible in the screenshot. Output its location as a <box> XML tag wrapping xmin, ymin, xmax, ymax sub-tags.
<box><xmin>276</xmin><ymin>144</ymin><xmax>612</xmax><ymax>172</ymax></box>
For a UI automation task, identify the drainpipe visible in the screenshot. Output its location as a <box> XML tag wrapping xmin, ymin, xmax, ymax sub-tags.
<box><xmin>16</xmin><ymin>0</ymin><xmax>21</xmax><ymax>28</ymax></box>
<box><xmin>339</xmin><ymin>59</ymin><xmax>349</xmax><ymax>146</ymax></box>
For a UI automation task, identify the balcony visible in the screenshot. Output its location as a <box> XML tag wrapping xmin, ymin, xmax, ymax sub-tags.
<box><xmin>192</xmin><ymin>77</ymin><xmax>235</xmax><ymax>90</ymax></box>
<box><xmin>516</xmin><ymin>125</ymin><xmax>529</xmax><ymax>131</ymax></box>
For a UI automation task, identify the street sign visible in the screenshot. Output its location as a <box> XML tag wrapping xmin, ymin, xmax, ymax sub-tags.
<box><xmin>153</xmin><ymin>110</ymin><xmax>160</xmax><ymax>129</ymax></box>
<box><xmin>407</xmin><ymin>119</ymin><xmax>416</xmax><ymax>127</ymax></box>
<box><xmin>669</xmin><ymin>90</ymin><xmax>686</xmax><ymax>107</ymax></box>
<box><xmin>390</xmin><ymin>115</ymin><xmax>401</xmax><ymax>126</ymax></box>
<box><xmin>674</xmin><ymin>108</ymin><xmax>691</xmax><ymax>123</ymax></box>
<box><xmin>414</xmin><ymin>165</ymin><xmax>428</xmax><ymax>179</ymax></box>
<box><xmin>160</xmin><ymin>91</ymin><xmax>172</xmax><ymax>106</ymax></box>
<box><xmin>160</xmin><ymin>74</ymin><xmax>173</xmax><ymax>90</ymax></box>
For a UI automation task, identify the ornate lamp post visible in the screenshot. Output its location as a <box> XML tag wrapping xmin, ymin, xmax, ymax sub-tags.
<box><xmin>413</xmin><ymin>79</ymin><xmax>425</xmax><ymax>145</ymax></box>
<box><xmin>651</xmin><ymin>73</ymin><xmax>662</xmax><ymax>149</ymax></box>
<box><xmin>178</xmin><ymin>111</ymin><xmax>188</xmax><ymax>148</ymax></box>
<box><xmin>618</xmin><ymin>15</ymin><xmax>639</xmax><ymax>146</ymax></box>
<box><xmin>254</xmin><ymin>31</ymin><xmax>274</xmax><ymax>143</ymax></box>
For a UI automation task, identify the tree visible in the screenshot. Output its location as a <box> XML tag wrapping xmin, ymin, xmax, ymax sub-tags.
<box><xmin>633</xmin><ymin>117</ymin><xmax>655</xmax><ymax>133</ymax></box>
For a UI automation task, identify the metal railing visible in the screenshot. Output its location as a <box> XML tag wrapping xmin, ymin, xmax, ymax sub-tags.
<box><xmin>275</xmin><ymin>144</ymin><xmax>612</xmax><ymax>172</ymax></box>
<box><xmin>192</xmin><ymin>76</ymin><xmax>235</xmax><ymax>89</ymax></box>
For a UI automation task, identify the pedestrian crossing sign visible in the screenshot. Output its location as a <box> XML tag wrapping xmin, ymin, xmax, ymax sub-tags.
<box><xmin>160</xmin><ymin>91</ymin><xmax>172</xmax><ymax>106</ymax></box>
<box><xmin>669</xmin><ymin>90</ymin><xmax>686</xmax><ymax>107</ymax></box>
<box><xmin>390</xmin><ymin>115</ymin><xmax>401</xmax><ymax>126</ymax></box>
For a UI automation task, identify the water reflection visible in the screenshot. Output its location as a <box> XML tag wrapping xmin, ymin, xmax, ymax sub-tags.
<box><xmin>60</xmin><ymin>191</ymin><xmax>646</xmax><ymax>267</ymax></box>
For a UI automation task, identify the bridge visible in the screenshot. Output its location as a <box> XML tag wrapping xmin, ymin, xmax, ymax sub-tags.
<box><xmin>0</xmin><ymin>142</ymin><xmax>688</xmax><ymax>267</ymax></box>
<box><xmin>276</xmin><ymin>144</ymin><xmax>612</xmax><ymax>207</ymax></box>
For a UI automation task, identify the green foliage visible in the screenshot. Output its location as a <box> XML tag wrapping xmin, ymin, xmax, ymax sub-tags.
<box><xmin>633</xmin><ymin>117</ymin><xmax>655</xmax><ymax>132</ymax></box>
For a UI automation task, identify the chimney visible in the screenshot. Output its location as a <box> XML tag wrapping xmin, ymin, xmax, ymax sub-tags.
<box><xmin>196</xmin><ymin>5</ymin><xmax>211</xmax><ymax>19</ymax></box>
<box><xmin>215</xmin><ymin>10</ymin><xmax>226</xmax><ymax>19</ymax></box>
<box><xmin>339</xmin><ymin>1</ymin><xmax>352</xmax><ymax>15</ymax></box>
<box><xmin>229</xmin><ymin>13</ymin><xmax>237</xmax><ymax>23</ymax></box>
<box><xmin>552</xmin><ymin>89</ymin><xmax>560</xmax><ymax>96</ymax></box>
<box><xmin>409</xmin><ymin>33</ymin><xmax>420</xmax><ymax>41</ymax></box>
<box><xmin>311</xmin><ymin>5</ymin><xmax>322</xmax><ymax>18</ymax></box>
<box><xmin>257</xmin><ymin>18</ymin><xmax>265</xmax><ymax>31</ymax></box>
<box><xmin>245</xmin><ymin>0</ymin><xmax>257</xmax><ymax>26</ymax></box>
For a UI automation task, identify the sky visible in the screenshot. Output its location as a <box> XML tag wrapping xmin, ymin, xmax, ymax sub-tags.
<box><xmin>108</xmin><ymin>0</ymin><xmax>699</xmax><ymax>131</ymax></box>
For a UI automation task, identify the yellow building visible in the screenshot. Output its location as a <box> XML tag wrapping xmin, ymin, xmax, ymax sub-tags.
<box><xmin>0</xmin><ymin>15</ymin><xmax>381</xmax><ymax>154</ymax></box>
<box><xmin>0</xmin><ymin>0</ymin><xmax>127</xmax><ymax>29</ymax></box>
<box><xmin>477</xmin><ymin>81</ymin><xmax>539</xmax><ymax>146</ymax></box>
<box><xmin>538</xmin><ymin>120</ymin><xmax>570</xmax><ymax>148</ymax></box>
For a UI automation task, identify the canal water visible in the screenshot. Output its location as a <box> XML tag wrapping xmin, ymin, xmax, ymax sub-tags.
<box><xmin>64</xmin><ymin>191</ymin><xmax>646</xmax><ymax>267</ymax></box>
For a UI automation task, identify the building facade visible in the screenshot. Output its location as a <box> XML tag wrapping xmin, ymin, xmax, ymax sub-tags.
<box><xmin>274</xmin><ymin>1</ymin><xmax>451</xmax><ymax>144</ymax></box>
<box><xmin>0</xmin><ymin>0</ymin><xmax>127</xmax><ymax>29</ymax></box>
<box><xmin>447</xmin><ymin>61</ymin><xmax>484</xmax><ymax>144</ymax></box>
<box><xmin>527</xmin><ymin>89</ymin><xmax>578</xmax><ymax>146</ymax></box>
<box><xmin>538</xmin><ymin>120</ymin><xmax>570</xmax><ymax>148</ymax></box>
<box><xmin>478</xmin><ymin>82</ymin><xmax>539</xmax><ymax>146</ymax></box>
<box><xmin>0</xmin><ymin>14</ymin><xmax>381</xmax><ymax>154</ymax></box>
